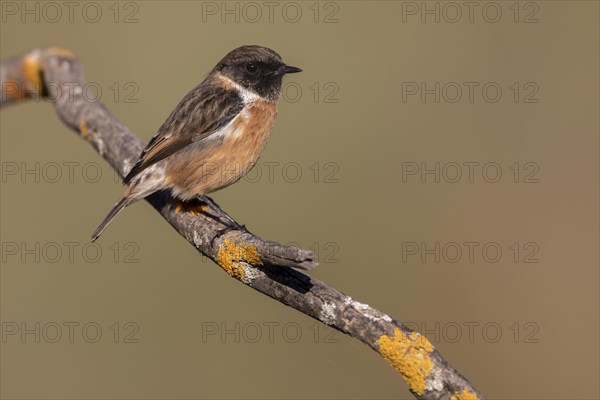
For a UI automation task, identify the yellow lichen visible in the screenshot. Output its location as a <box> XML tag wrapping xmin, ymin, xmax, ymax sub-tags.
<box><xmin>79</xmin><ymin>119</ymin><xmax>89</xmax><ymax>140</ymax></box>
<box><xmin>21</xmin><ymin>52</ymin><xmax>42</xmax><ymax>96</ymax></box>
<box><xmin>451</xmin><ymin>389</ymin><xmax>480</xmax><ymax>400</ymax></box>
<box><xmin>18</xmin><ymin>47</ymin><xmax>74</xmax><ymax>100</ymax></box>
<box><xmin>4</xmin><ymin>79</ymin><xmax>25</xmax><ymax>100</ymax></box>
<box><xmin>378</xmin><ymin>328</ymin><xmax>434</xmax><ymax>395</ymax></box>
<box><xmin>216</xmin><ymin>239</ymin><xmax>263</xmax><ymax>280</ymax></box>
<box><xmin>19</xmin><ymin>47</ymin><xmax>75</xmax><ymax>99</ymax></box>
<box><xmin>22</xmin><ymin>52</ymin><xmax>42</xmax><ymax>88</ymax></box>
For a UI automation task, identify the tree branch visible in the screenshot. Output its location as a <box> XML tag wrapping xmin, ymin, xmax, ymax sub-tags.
<box><xmin>0</xmin><ymin>47</ymin><xmax>484</xmax><ymax>400</ymax></box>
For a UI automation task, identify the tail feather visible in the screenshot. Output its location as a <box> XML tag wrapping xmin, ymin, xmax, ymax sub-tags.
<box><xmin>91</xmin><ymin>197</ymin><xmax>130</xmax><ymax>242</ymax></box>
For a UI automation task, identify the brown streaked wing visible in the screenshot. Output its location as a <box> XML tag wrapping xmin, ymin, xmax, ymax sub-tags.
<box><xmin>123</xmin><ymin>82</ymin><xmax>244</xmax><ymax>184</ymax></box>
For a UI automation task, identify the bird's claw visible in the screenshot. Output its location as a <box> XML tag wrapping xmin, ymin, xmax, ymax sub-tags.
<box><xmin>210</xmin><ymin>223</ymin><xmax>249</xmax><ymax>247</ymax></box>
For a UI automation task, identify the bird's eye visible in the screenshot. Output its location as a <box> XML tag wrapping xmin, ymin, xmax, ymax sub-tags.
<box><xmin>245</xmin><ymin>63</ymin><xmax>258</xmax><ymax>73</ymax></box>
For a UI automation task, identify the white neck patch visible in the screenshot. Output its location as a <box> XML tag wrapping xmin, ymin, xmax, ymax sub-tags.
<box><xmin>217</xmin><ymin>74</ymin><xmax>263</xmax><ymax>104</ymax></box>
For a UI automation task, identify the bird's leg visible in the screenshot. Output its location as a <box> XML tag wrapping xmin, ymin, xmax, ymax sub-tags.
<box><xmin>198</xmin><ymin>195</ymin><xmax>243</xmax><ymax>229</ymax></box>
<box><xmin>196</xmin><ymin>195</ymin><xmax>249</xmax><ymax>245</ymax></box>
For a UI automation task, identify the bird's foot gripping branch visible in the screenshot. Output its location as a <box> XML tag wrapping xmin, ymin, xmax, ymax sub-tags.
<box><xmin>0</xmin><ymin>47</ymin><xmax>484</xmax><ymax>400</ymax></box>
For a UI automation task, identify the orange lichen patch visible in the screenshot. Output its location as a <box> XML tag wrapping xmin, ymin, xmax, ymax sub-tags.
<box><xmin>451</xmin><ymin>389</ymin><xmax>480</xmax><ymax>400</ymax></box>
<box><xmin>216</xmin><ymin>239</ymin><xmax>263</xmax><ymax>280</ymax></box>
<box><xmin>21</xmin><ymin>52</ymin><xmax>42</xmax><ymax>93</ymax></box>
<box><xmin>175</xmin><ymin>200</ymin><xmax>208</xmax><ymax>216</ymax></box>
<box><xmin>3</xmin><ymin>79</ymin><xmax>26</xmax><ymax>101</ymax></box>
<box><xmin>378</xmin><ymin>328</ymin><xmax>434</xmax><ymax>396</ymax></box>
<box><xmin>79</xmin><ymin>120</ymin><xmax>90</xmax><ymax>140</ymax></box>
<box><xmin>18</xmin><ymin>48</ymin><xmax>73</xmax><ymax>99</ymax></box>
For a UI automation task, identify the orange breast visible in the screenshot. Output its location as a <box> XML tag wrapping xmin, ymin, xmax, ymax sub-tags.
<box><xmin>165</xmin><ymin>99</ymin><xmax>278</xmax><ymax>200</ymax></box>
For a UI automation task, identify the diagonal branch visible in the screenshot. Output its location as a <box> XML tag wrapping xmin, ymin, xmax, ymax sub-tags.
<box><xmin>0</xmin><ymin>47</ymin><xmax>484</xmax><ymax>400</ymax></box>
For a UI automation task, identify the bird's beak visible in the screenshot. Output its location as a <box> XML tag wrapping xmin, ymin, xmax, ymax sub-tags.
<box><xmin>280</xmin><ymin>65</ymin><xmax>302</xmax><ymax>75</ymax></box>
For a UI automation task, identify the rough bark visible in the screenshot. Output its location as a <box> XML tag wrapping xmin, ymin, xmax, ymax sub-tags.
<box><xmin>0</xmin><ymin>47</ymin><xmax>485</xmax><ymax>400</ymax></box>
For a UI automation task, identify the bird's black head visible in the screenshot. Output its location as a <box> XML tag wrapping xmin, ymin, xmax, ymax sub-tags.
<box><xmin>213</xmin><ymin>45</ymin><xmax>302</xmax><ymax>102</ymax></box>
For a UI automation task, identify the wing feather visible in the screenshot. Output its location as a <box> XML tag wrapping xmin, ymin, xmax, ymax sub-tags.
<box><xmin>123</xmin><ymin>81</ymin><xmax>244</xmax><ymax>184</ymax></box>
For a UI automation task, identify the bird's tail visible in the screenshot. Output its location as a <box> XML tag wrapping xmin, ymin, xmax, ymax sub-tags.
<box><xmin>91</xmin><ymin>197</ymin><xmax>130</xmax><ymax>242</ymax></box>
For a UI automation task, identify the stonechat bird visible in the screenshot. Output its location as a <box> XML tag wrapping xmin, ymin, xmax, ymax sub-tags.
<box><xmin>91</xmin><ymin>45</ymin><xmax>301</xmax><ymax>242</ymax></box>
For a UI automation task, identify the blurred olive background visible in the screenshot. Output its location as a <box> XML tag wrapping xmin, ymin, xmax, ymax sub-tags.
<box><xmin>1</xmin><ymin>1</ymin><xmax>598</xmax><ymax>399</ymax></box>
